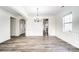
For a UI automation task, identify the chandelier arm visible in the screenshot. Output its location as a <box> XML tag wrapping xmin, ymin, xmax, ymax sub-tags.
<box><xmin>34</xmin><ymin>8</ymin><xmax>40</xmax><ymax>22</ymax></box>
<box><xmin>37</xmin><ymin>8</ymin><xmax>39</xmax><ymax>17</ymax></box>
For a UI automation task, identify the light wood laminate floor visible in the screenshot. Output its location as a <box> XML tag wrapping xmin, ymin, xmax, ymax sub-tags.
<box><xmin>0</xmin><ymin>36</ymin><xmax>79</xmax><ymax>52</ymax></box>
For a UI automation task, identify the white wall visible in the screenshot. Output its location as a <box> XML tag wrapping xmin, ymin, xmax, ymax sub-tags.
<box><xmin>48</xmin><ymin>16</ymin><xmax>56</xmax><ymax>36</ymax></box>
<box><xmin>0</xmin><ymin>8</ymin><xmax>13</xmax><ymax>43</ymax></box>
<box><xmin>0</xmin><ymin>7</ymin><xmax>24</xmax><ymax>43</ymax></box>
<box><xmin>55</xmin><ymin>6</ymin><xmax>79</xmax><ymax>48</ymax></box>
<box><xmin>15</xmin><ymin>17</ymin><xmax>22</xmax><ymax>36</ymax></box>
<box><xmin>26</xmin><ymin>16</ymin><xmax>43</xmax><ymax>36</ymax></box>
<box><xmin>26</xmin><ymin>16</ymin><xmax>55</xmax><ymax>36</ymax></box>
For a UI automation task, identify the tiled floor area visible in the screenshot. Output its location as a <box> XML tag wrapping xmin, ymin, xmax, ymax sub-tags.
<box><xmin>0</xmin><ymin>36</ymin><xmax>79</xmax><ymax>52</ymax></box>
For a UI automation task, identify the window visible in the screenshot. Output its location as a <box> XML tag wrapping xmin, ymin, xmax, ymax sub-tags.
<box><xmin>63</xmin><ymin>13</ymin><xmax>72</xmax><ymax>32</ymax></box>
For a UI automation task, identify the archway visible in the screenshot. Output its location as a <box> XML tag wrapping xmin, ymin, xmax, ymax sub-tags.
<box><xmin>19</xmin><ymin>19</ymin><xmax>26</xmax><ymax>37</ymax></box>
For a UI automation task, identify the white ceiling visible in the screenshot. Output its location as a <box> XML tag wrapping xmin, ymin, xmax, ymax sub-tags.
<box><xmin>0</xmin><ymin>6</ymin><xmax>23</xmax><ymax>16</ymax></box>
<box><xmin>2</xmin><ymin>6</ymin><xmax>63</xmax><ymax>17</ymax></box>
<box><xmin>23</xmin><ymin>6</ymin><xmax>62</xmax><ymax>16</ymax></box>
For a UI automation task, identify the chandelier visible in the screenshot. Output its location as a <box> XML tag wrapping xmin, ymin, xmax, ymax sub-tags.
<box><xmin>34</xmin><ymin>8</ymin><xmax>40</xmax><ymax>22</ymax></box>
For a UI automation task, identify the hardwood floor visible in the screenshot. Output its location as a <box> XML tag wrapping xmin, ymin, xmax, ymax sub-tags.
<box><xmin>0</xmin><ymin>36</ymin><xmax>79</xmax><ymax>52</ymax></box>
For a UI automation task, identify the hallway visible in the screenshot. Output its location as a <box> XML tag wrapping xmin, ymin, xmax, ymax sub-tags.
<box><xmin>0</xmin><ymin>36</ymin><xmax>79</xmax><ymax>52</ymax></box>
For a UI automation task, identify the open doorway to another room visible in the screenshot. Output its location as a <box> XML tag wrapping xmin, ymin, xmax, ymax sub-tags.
<box><xmin>19</xmin><ymin>19</ymin><xmax>26</xmax><ymax>37</ymax></box>
<box><xmin>10</xmin><ymin>17</ymin><xmax>17</xmax><ymax>38</ymax></box>
<box><xmin>43</xmin><ymin>18</ymin><xmax>49</xmax><ymax>37</ymax></box>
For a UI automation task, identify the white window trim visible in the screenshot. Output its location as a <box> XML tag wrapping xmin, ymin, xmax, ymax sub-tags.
<box><xmin>63</xmin><ymin>12</ymin><xmax>72</xmax><ymax>32</ymax></box>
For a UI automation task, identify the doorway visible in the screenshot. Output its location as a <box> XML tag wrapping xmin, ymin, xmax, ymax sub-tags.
<box><xmin>10</xmin><ymin>17</ymin><xmax>26</xmax><ymax>38</ymax></box>
<box><xmin>19</xmin><ymin>19</ymin><xmax>26</xmax><ymax>37</ymax></box>
<box><xmin>10</xmin><ymin>17</ymin><xmax>16</xmax><ymax>38</ymax></box>
<box><xmin>43</xmin><ymin>19</ymin><xmax>49</xmax><ymax>36</ymax></box>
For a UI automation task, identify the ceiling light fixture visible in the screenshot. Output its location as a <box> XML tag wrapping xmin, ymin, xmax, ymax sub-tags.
<box><xmin>34</xmin><ymin>8</ymin><xmax>40</xmax><ymax>22</ymax></box>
